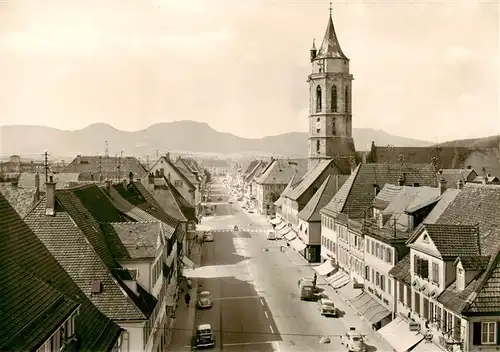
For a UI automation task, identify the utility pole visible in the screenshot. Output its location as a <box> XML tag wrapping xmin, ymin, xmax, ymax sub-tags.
<box><xmin>105</xmin><ymin>141</ymin><xmax>109</xmax><ymax>157</ymax></box>
<box><xmin>98</xmin><ymin>156</ymin><xmax>102</xmax><ymax>181</ymax></box>
<box><xmin>146</xmin><ymin>155</ymin><xmax>150</xmax><ymax>170</ymax></box>
<box><xmin>44</xmin><ymin>151</ymin><xmax>49</xmax><ymax>184</ymax></box>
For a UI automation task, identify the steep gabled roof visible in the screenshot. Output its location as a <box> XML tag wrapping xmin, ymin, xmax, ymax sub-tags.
<box><xmin>151</xmin><ymin>156</ymin><xmax>196</xmax><ymax>190</ymax></box>
<box><xmin>175</xmin><ymin>158</ymin><xmax>200</xmax><ymax>186</ymax></box>
<box><xmin>388</xmin><ymin>254</ymin><xmax>411</xmax><ymax>285</ymax></box>
<box><xmin>298</xmin><ymin>174</ymin><xmax>348</xmax><ymax>222</ymax></box>
<box><xmin>0</xmin><ymin>193</ymin><xmax>80</xmax><ymax>351</ymax></box>
<box><xmin>243</xmin><ymin>160</ymin><xmax>260</xmax><ymax>177</ymax></box>
<box><xmin>103</xmin><ymin>222</ymin><xmax>163</xmax><ymax>260</ymax></box>
<box><xmin>414</xmin><ymin>224</ymin><xmax>481</xmax><ymax>258</ymax></box>
<box><xmin>315</xmin><ymin>13</ymin><xmax>348</xmax><ymax>60</ymax></box>
<box><xmin>25</xmin><ymin>195</ymin><xmax>156</xmax><ymax>322</ymax></box>
<box><xmin>435</xmin><ymin>183</ymin><xmax>500</xmax><ymax>256</ymax></box>
<box><xmin>5</xmin><ymin>193</ymin><xmax>122</xmax><ymax>350</ymax></box>
<box><xmin>321</xmin><ymin>163</ymin><xmax>437</xmax><ymax>219</ymax></box>
<box><xmin>62</xmin><ymin>155</ymin><xmax>147</xmax><ymax>181</ymax></box>
<box><xmin>0</xmin><ymin>183</ymin><xmax>38</xmax><ymax>218</ymax></box>
<box><xmin>422</xmin><ymin>188</ymin><xmax>461</xmax><ymax>224</ymax></box>
<box><xmin>255</xmin><ymin>159</ymin><xmax>308</xmax><ymax>185</ymax></box>
<box><xmin>287</xmin><ymin>159</ymin><xmax>335</xmax><ymax>201</ymax></box>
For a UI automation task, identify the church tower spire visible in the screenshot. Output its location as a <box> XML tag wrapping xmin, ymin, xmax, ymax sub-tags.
<box><xmin>307</xmin><ymin>4</ymin><xmax>356</xmax><ymax>171</ymax></box>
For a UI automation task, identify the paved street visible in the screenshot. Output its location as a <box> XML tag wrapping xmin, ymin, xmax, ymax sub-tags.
<box><xmin>182</xmin><ymin>181</ymin><xmax>392</xmax><ymax>352</ymax></box>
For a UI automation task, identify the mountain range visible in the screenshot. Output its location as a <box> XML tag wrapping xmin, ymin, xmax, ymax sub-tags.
<box><xmin>0</xmin><ymin>121</ymin><xmax>435</xmax><ymax>159</ymax></box>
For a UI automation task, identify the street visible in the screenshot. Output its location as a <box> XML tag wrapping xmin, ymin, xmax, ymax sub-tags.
<box><xmin>185</xmin><ymin>181</ymin><xmax>391</xmax><ymax>352</ymax></box>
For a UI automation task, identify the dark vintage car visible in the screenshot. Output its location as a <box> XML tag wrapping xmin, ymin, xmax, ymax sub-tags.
<box><xmin>195</xmin><ymin>324</ymin><xmax>215</xmax><ymax>348</ymax></box>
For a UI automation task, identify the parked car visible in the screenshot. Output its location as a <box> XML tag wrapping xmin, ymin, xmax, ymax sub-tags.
<box><xmin>248</xmin><ymin>209</ymin><xmax>255</xmax><ymax>213</ymax></box>
<box><xmin>195</xmin><ymin>324</ymin><xmax>215</xmax><ymax>348</ymax></box>
<box><xmin>298</xmin><ymin>277</ymin><xmax>316</xmax><ymax>300</ymax></box>
<box><xmin>341</xmin><ymin>327</ymin><xmax>366</xmax><ymax>352</ymax></box>
<box><xmin>267</xmin><ymin>231</ymin><xmax>276</xmax><ymax>240</ymax></box>
<box><xmin>204</xmin><ymin>232</ymin><xmax>214</xmax><ymax>242</ymax></box>
<box><xmin>197</xmin><ymin>291</ymin><xmax>212</xmax><ymax>309</ymax></box>
<box><xmin>317</xmin><ymin>298</ymin><xmax>337</xmax><ymax>317</ymax></box>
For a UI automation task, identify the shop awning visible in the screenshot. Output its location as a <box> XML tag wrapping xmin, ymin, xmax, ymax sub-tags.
<box><xmin>270</xmin><ymin>217</ymin><xmax>281</xmax><ymax>225</ymax></box>
<box><xmin>338</xmin><ymin>283</ymin><xmax>363</xmax><ymax>301</ymax></box>
<box><xmin>314</xmin><ymin>261</ymin><xmax>335</xmax><ymax>276</ymax></box>
<box><xmin>284</xmin><ymin>230</ymin><xmax>296</xmax><ymax>241</ymax></box>
<box><xmin>278</xmin><ymin>227</ymin><xmax>291</xmax><ymax>238</ymax></box>
<box><xmin>350</xmin><ymin>293</ymin><xmax>391</xmax><ymax>325</ymax></box>
<box><xmin>326</xmin><ymin>270</ymin><xmax>350</xmax><ymax>289</ymax></box>
<box><xmin>182</xmin><ymin>256</ymin><xmax>196</xmax><ymax>270</ymax></box>
<box><xmin>275</xmin><ymin>222</ymin><xmax>287</xmax><ymax>231</ymax></box>
<box><xmin>378</xmin><ymin>317</ymin><xmax>424</xmax><ymax>352</ymax></box>
<box><xmin>408</xmin><ymin>340</ymin><xmax>443</xmax><ymax>352</ymax></box>
<box><xmin>289</xmin><ymin>238</ymin><xmax>306</xmax><ymax>251</ymax></box>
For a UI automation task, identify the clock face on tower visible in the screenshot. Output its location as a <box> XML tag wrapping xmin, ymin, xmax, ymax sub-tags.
<box><xmin>315</xmin><ymin>121</ymin><xmax>321</xmax><ymax>130</ymax></box>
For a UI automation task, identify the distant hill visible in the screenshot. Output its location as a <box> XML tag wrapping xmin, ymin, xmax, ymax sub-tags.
<box><xmin>434</xmin><ymin>135</ymin><xmax>500</xmax><ymax>149</ymax></box>
<box><xmin>0</xmin><ymin>121</ymin><xmax>433</xmax><ymax>158</ymax></box>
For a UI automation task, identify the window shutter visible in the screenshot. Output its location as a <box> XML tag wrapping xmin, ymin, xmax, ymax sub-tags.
<box><xmin>472</xmin><ymin>322</ymin><xmax>481</xmax><ymax>345</ymax></box>
<box><xmin>497</xmin><ymin>322</ymin><xmax>500</xmax><ymax>344</ymax></box>
<box><xmin>414</xmin><ymin>255</ymin><xmax>419</xmax><ymax>273</ymax></box>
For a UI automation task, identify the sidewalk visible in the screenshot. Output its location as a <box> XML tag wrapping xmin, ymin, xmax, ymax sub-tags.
<box><xmin>167</xmin><ymin>232</ymin><xmax>204</xmax><ymax>351</ymax></box>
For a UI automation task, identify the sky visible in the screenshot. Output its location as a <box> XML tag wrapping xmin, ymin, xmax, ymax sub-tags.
<box><xmin>0</xmin><ymin>0</ymin><xmax>498</xmax><ymax>143</ymax></box>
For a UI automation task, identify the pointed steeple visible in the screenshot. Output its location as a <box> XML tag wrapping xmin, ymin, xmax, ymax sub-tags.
<box><xmin>316</xmin><ymin>6</ymin><xmax>347</xmax><ymax>60</ymax></box>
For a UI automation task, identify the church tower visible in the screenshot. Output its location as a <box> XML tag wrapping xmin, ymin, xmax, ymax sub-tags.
<box><xmin>307</xmin><ymin>7</ymin><xmax>356</xmax><ymax>171</ymax></box>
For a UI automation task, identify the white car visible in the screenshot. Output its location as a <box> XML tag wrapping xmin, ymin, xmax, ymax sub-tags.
<box><xmin>341</xmin><ymin>328</ymin><xmax>366</xmax><ymax>352</ymax></box>
<box><xmin>204</xmin><ymin>232</ymin><xmax>214</xmax><ymax>242</ymax></box>
<box><xmin>317</xmin><ymin>298</ymin><xmax>337</xmax><ymax>317</ymax></box>
<box><xmin>266</xmin><ymin>231</ymin><xmax>276</xmax><ymax>240</ymax></box>
<box><xmin>197</xmin><ymin>291</ymin><xmax>212</xmax><ymax>309</ymax></box>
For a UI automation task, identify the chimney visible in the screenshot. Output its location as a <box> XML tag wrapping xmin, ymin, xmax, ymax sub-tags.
<box><xmin>148</xmin><ymin>173</ymin><xmax>154</xmax><ymax>184</ymax></box>
<box><xmin>482</xmin><ymin>177</ymin><xmax>488</xmax><ymax>185</ymax></box>
<box><xmin>397</xmin><ymin>175</ymin><xmax>405</xmax><ymax>186</ymax></box>
<box><xmin>105</xmin><ymin>179</ymin><xmax>112</xmax><ymax>191</ymax></box>
<box><xmin>165</xmin><ymin>153</ymin><xmax>170</xmax><ymax>162</ymax></box>
<box><xmin>45</xmin><ymin>175</ymin><xmax>56</xmax><ymax>216</ymax></box>
<box><xmin>439</xmin><ymin>177</ymin><xmax>446</xmax><ymax>195</ymax></box>
<box><xmin>35</xmin><ymin>172</ymin><xmax>40</xmax><ymax>188</ymax></box>
<box><xmin>128</xmin><ymin>171</ymin><xmax>134</xmax><ymax>184</ymax></box>
<box><xmin>122</xmin><ymin>178</ymin><xmax>127</xmax><ymax>188</ymax></box>
<box><xmin>467</xmin><ymin>165</ymin><xmax>472</xmax><ymax>170</ymax></box>
<box><xmin>76</xmin><ymin>155</ymin><xmax>82</xmax><ymax>165</ymax></box>
<box><xmin>362</xmin><ymin>154</ymin><xmax>367</xmax><ymax>163</ymax></box>
<box><xmin>373</xmin><ymin>183</ymin><xmax>379</xmax><ymax>197</ymax></box>
<box><xmin>487</xmin><ymin>173</ymin><xmax>491</xmax><ymax>178</ymax></box>
<box><xmin>457</xmin><ymin>179</ymin><xmax>464</xmax><ymax>190</ymax></box>
<box><xmin>350</xmin><ymin>156</ymin><xmax>357</xmax><ymax>174</ymax></box>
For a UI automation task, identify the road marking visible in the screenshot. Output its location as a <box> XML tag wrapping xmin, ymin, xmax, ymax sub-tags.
<box><xmin>260</xmin><ymin>299</ymin><xmax>264</xmax><ymax>306</ymax></box>
<box><xmin>223</xmin><ymin>341</ymin><xmax>277</xmax><ymax>347</ymax></box>
<box><xmin>264</xmin><ymin>310</ymin><xmax>269</xmax><ymax>319</ymax></box>
<box><xmin>212</xmin><ymin>295</ymin><xmax>262</xmax><ymax>301</ymax></box>
<box><xmin>269</xmin><ymin>325</ymin><xmax>274</xmax><ymax>334</ymax></box>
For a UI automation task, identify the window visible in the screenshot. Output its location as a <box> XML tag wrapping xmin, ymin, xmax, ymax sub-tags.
<box><xmin>423</xmin><ymin>234</ymin><xmax>430</xmax><ymax>243</ymax></box>
<box><xmin>454</xmin><ymin>316</ymin><xmax>461</xmax><ymax>341</ymax></box>
<box><xmin>174</xmin><ymin>179</ymin><xmax>182</xmax><ymax>187</ymax></box>
<box><xmin>375</xmin><ymin>243</ymin><xmax>380</xmax><ymax>258</ymax></box>
<box><xmin>443</xmin><ymin>310</ymin><xmax>448</xmax><ymax>332</ymax></box>
<box><xmin>365</xmin><ymin>266</ymin><xmax>370</xmax><ymax>281</ymax></box>
<box><xmin>432</xmin><ymin>262</ymin><xmax>439</xmax><ymax>284</ymax></box>
<box><xmin>331</xmin><ymin>85</ymin><xmax>337</xmax><ymax>112</ymax></box>
<box><xmin>386</xmin><ymin>248</ymin><xmax>392</xmax><ymax>264</ymax></box>
<box><xmin>376</xmin><ymin>272</ymin><xmax>380</xmax><ymax>286</ymax></box>
<box><xmin>345</xmin><ymin>85</ymin><xmax>350</xmax><ymax>112</ymax></box>
<box><xmin>371</xmin><ymin>269</ymin><xmax>375</xmax><ymax>282</ymax></box>
<box><xmin>436</xmin><ymin>306</ymin><xmax>442</xmax><ymax>329</ymax></box>
<box><xmin>457</xmin><ymin>268</ymin><xmax>465</xmax><ymax>290</ymax></box>
<box><xmin>423</xmin><ymin>297</ymin><xmax>429</xmax><ymax>319</ymax></box>
<box><xmin>332</xmin><ymin>120</ymin><xmax>336</xmax><ymax>135</ymax></box>
<box><xmin>399</xmin><ymin>282</ymin><xmax>404</xmax><ymax>303</ymax></box>
<box><xmin>414</xmin><ymin>292</ymin><xmax>421</xmax><ymax>315</ymax></box>
<box><xmin>429</xmin><ymin>301</ymin><xmax>434</xmax><ymax>322</ymax></box>
<box><xmin>413</xmin><ymin>255</ymin><xmax>419</xmax><ymax>274</ymax></box>
<box><xmin>371</xmin><ymin>241</ymin><xmax>375</xmax><ymax>255</ymax></box>
<box><xmin>481</xmin><ymin>322</ymin><xmax>497</xmax><ymax>344</ymax></box>
<box><xmin>380</xmin><ymin>275</ymin><xmax>385</xmax><ymax>291</ymax></box>
<box><xmin>406</xmin><ymin>284</ymin><xmax>412</xmax><ymax>308</ymax></box>
<box><xmin>316</xmin><ymin>86</ymin><xmax>322</xmax><ymax>112</ymax></box>
<box><xmin>316</xmin><ymin>140</ymin><xmax>320</xmax><ymax>154</ymax></box>
<box><xmin>388</xmin><ymin>278</ymin><xmax>392</xmax><ymax>294</ymax></box>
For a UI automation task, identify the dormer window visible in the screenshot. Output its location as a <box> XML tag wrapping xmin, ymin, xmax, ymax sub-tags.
<box><xmin>457</xmin><ymin>267</ymin><xmax>465</xmax><ymax>291</ymax></box>
<box><xmin>423</xmin><ymin>234</ymin><xmax>429</xmax><ymax>244</ymax></box>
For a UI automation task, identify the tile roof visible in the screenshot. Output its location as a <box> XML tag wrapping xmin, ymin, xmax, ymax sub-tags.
<box><xmin>388</xmin><ymin>254</ymin><xmax>411</xmax><ymax>285</ymax></box>
<box><xmin>382</xmin><ymin>187</ymin><xmax>440</xmax><ymax>231</ymax></box>
<box><xmin>298</xmin><ymin>175</ymin><xmax>349</xmax><ymax>222</ymax></box>
<box><xmin>438</xmin><ymin>169</ymin><xmax>476</xmax><ymax>188</ymax></box>
<box><xmin>369</xmin><ymin>145</ymin><xmax>500</xmax><ymax>177</ymax></box>
<box><xmin>62</xmin><ymin>156</ymin><xmax>147</xmax><ymax>181</ymax></box>
<box><xmin>245</xmin><ymin>161</ymin><xmax>268</xmax><ymax>183</ymax></box>
<box><xmin>457</xmin><ymin>256</ymin><xmax>491</xmax><ymax>271</ymax></box>
<box><xmin>1</xmin><ymin>239</ymin><xmax>80</xmax><ymax>351</ymax></box>
<box><xmin>25</xmin><ymin>197</ymin><xmax>156</xmax><ymax>322</ymax></box>
<box><xmin>421</xmin><ymin>224</ymin><xmax>481</xmax><ymax>258</ymax></box>
<box><xmin>255</xmin><ymin>158</ymin><xmax>309</xmax><ymax>185</ymax></box>
<box><xmin>435</xmin><ymin>183</ymin><xmax>500</xmax><ymax>256</ymax></box>
<box><xmin>372</xmin><ymin>183</ymin><xmax>403</xmax><ymax>209</ymax></box>
<box><xmin>17</xmin><ymin>172</ymin><xmax>81</xmax><ymax>190</ymax></box>
<box><xmin>437</xmin><ymin>275</ymin><xmax>483</xmax><ymax>314</ymax></box>
<box><xmin>174</xmin><ymin>158</ymin><xmax>200</xmax><ymax>186</ymax></box>
<box><xmin>141</xmin><ymin>177</ymin><xmax>187</xmax><ymax>222</ymax></box>
<box><xmin>114</xmin><ymin>181</ymin><xmax>179</xmax><ymax>232</ymax></box>
<box><xmin>0</xmin><ymin>183</ymin><xmax>38</xmax><ymax>218</ymax></box>
<box><xmin>104</xmin><ymin>185</ymin><xmax>160</xmax><ymax>222</ymax></box>
<box><xmin>1</xmin><ymin>193</ymin><xmax>122</xmax><ymax>351</ymax></box>
<box><xmin>463</xmin><ymin>250</ymin><xmax>500</xmax><ymax>314</ymax></box>
<box><xmin>321</xmin><ymin>163</ymin><xmax>437</xmax><ymax>219</ymax></box>
<box><xmin>422</xmin><ymin>188</ymin><xmax>461</xmax><ymax>224</ymax></box>
<box><xmin>242</xmin><ymin>161</ymin><xmax>260</xmax><ymax>177</ymax></box>
<box><xmin>153</xmin><ymin>156</ymin><xmax>196</xmax><ymax>190</ymax></box>
<box><xmin>287</xmin><ymin>159</ymin><xmax>336</xmax><ymax>201</ymax></box>
<box><xmin>104</xmin><ymin>222</ymin><xmax>162</xmax><ymax>260</ymax></box>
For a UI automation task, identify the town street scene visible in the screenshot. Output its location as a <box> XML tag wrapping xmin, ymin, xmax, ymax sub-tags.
<box><xmin>1</xmin><ymin>1</ymin><xmax>499</xmax><ymax>352</ymax></box>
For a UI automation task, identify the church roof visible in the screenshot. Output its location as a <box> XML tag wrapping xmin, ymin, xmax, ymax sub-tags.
<box><xmin>315</xmin><ymin>14</ymin><xmax>348</xmax><ymax>60</ymax></box>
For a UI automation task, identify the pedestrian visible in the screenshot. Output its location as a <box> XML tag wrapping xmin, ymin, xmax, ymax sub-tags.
<box><xmin>313</xmin><ymin>273</ymin><xmax>317</xmax><ymax>287</ymax></box>
<box><xmin>185</xmin><ymin>292</ymin><xmax>191</xmax><ymax>307</ymax></box>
